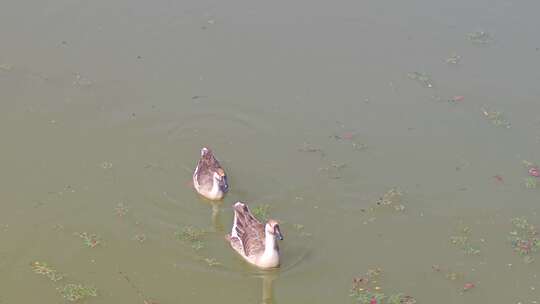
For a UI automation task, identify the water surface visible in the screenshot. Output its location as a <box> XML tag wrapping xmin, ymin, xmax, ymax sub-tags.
<box><xmin>1</xmin><ymin>0</ymin><xmax>540</xmax><ymax>303</ymax></box>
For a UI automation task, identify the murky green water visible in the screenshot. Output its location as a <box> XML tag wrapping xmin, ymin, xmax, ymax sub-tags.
<box><xmin>2</xmin><ymin>0</ymin><xmax>540</xmax><ymax>303</ymax></box>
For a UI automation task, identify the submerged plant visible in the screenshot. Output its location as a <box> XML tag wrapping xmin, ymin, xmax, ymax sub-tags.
<box><xmin>432</xmin><ymin>264</ymin><xmax>475</xmax><ymax>293</ymax></box>
<box><xmin>330</xmin><ymin>132</ymin><xmax>368</xmax><ymax>152</ymax></box>
<box><xmin>191</xmin><ymin>240</ymin><xmax>204</xmax><ymax>251</ymax></box>
<box><xmin>76</xmin><ymin>232</ymin><xmax>101</xmax><ymax>248</ymax></box>
<box><xmin>450</xmin><ymin>225</ymin><xmax>481</xmax><ymax>256</ymax></box>
<box><xmin>132</xmin><ymin>233</ymin><xmax>147</xmax><ymax>243</ymax></box>
<box><xmin>252</xmin><ymin>204</ymin><xmax>271</xmax><ymax>222</ymax></box>
<box><xmin>522</xmin><ymin>161</ymin><xmax>539</xmax><ymax>189</ymax></box>
<box><xmin>376</xmin><ymin>188</ymin><xmax>405</xmax><ymax>212</ymax></box>
<box><xmin>298</xmin><ymin>143</ymin><xmax>326</xmax><ymax>157</ymax></box>
<box><xmin>407</xmin><ymin>72</ymin><xmax>433</xmax><ymax>88</ymax></box>
<box><xmin>58</xmin><ymin>283</ymin><xmax>97</xmax><ymax>302</ymax></box>
<box><xmin>445</xmin><ymin>53</ymin><xmax>462</xmax><ymax>65</ymax></box>
<box><xmin>115</xmin><ymin>202</ymin><xmax>129</xmax><ymax>217</ymax></box>
<box><xmin>524</xmin><ymin>177</ymin><xmax>538</xmax><ymax>189</ymax></box>
<box><xmin>176</xmin><ymin>225</ymin><xmax>206</xmax><ymax>250</ymax></box>
<box><xmin>481</xmin><ymin>107</ymin><xmax>511</xmax><ymax>128</ymax></box>
<box><xmin>100</xmin><ymin>162</ymin><xmax>113</xmax><ymax>169</ymax></box>
<box><xmin>293</xmin><ymin>223</ymin><xmax>312</xmax><ymax>237</ymax></box>
<box><xmin>176</xmin><ymin>226</ymin><xmax>205</xmax><ymax>242</ymax></box>
<box><xmin>30</xmin><ymin>261</ymin><xmax>64</xmax><ymax>282</ymax></box>
<box><xmin>204</xmin><ymin>257</ymin><xmax>221</xmax><ymax>267</ymax></box>
<box><xmin>509</xmin><ymin>217</ymin><xmax>539</xmax><ymax>263</ymax></box>
<box><xmin>319</xmin><ymin>161</ymin><xmax>348</xmax><ymax>179</ymax></box>
<box><xmin>467</xmin><ymin>31</ymin><xmax>493</xmax><ymax>44</ymax></box>
<box><xmin>351</xmin><ymin>268</ymin><xmax>416</xmax><ymax>304</ymax></box>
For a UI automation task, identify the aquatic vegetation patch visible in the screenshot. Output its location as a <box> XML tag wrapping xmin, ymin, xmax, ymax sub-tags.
<box><xmin>350</xmin><ymin>268</ymin><xmax>416</xmax><ymax>304</ymax></box>
<box><xmin>318</xmin><ymin>161</ymin><xmax>347</xmax><ymax>179</ymax></box>
<box><xmin>203</xmin><ymin>257</ymin><xmax>221</xmax><ymax>267</ymax></box>
<box><xmin>0</xmin><ymin>63</ymin><xmax>13</xmax><ymax>71</ymax></box>
<box><xmin>252</xmin><ymin>204</ymin><xmax>271</xmax><ymax>222</ymax></box>
<box><xmin>58</xmin><ymin>283</ymin><xmax>98</xmax><ymax>302</ymax></box>
<box><xmin>449</xmin><ymin>225</ymin><xmax>481</xmax><ymax>256</ymax></box>
<box><xmin>175</xmin><ymin>226</ymin><xmax>220</xmax><ymax>267</ymax></box>
<box><xmin>175</xmin><ymin>225</ymin><xmax>207</xmax><ymax>250</ymax></box>
<box><xmin>432</xmin><ymin>265</ymin><xmax>476</xmax><ymax>293</ymax></box>
<box><xmin>445</xmin><ymin>53</ymin><xmax>462</xmax><ymax>65</ymax></box>
<box><xmin>293</xmin><ymin>223</ymin><xmax>312</xmax><ymax>237</ymax></box>
<box><xmin>375</xmin><ymin>188</ymin><xmax>405</xmax><ymax>212</ymax></box>
<box><xmin>53</xmin><ymin>224</ymin><xmax>65</xmax><ymax>231</ymax></box>
<box><xmin>467</xmin><ymin>31</ymin><xmax>493</xmax><ymax>44</ymax></box>
<box><xmin>30</xmin><ymin>261</ymin><xmax>64</xmax><ymax>282</ymax></box>
<box><xmin>523</xmin><ymin>161</ymin><xmax>539</xmax><ymax>189</ymax></box>
<box><xmin>524</xmin><ymin>177</ymin><xmax>538</xmax><ymax>189</ymax></box>
<box><xmin>509</xmin><ymin>217</ymin><xmax>539</xmax><ymax>263</ymax></box>
<box><xmin>76</xmin><ymin>232</ymin><xmax>101</xmax><ymax>248</ymax></box>
<box><xmin>298</xmin><ymin>143</ymin><xmax>326</xmax><ymax>157</ymax></box>
<box><xmin>115</xmin><ymin>202</ymin><xmax>129</xmax><ymax>217</ymax></box>
<box><xmin>481</xmin><ymin>107</ymin><xmax>511</xmax><ymax>128</ymax></box>
<box><xmin>448</xmin><ymin>95</ymin><xmax>465</xmax><ymax>103</ymax></box>
<box><xmin>73</xmin><ymin>73</ymin><xmax>93</xmax><ymax>87</ymax></box>
<box><xmin>330</xmin><ymin>132</ymin><xmax>368</xmax><ymax>151</ymax></box>
<box><xmin>100</xmin><ymin>162</ymin><xmax>113</xmax><ymax>169</ymax></box>
<box><xmin>31</xmin><ymin>262</ymin><xmax>98</xmax><ymax>302</ymax></box>
<box><xmin>132</xmin><ymin>233</ymin><xmax>147</xmax><ymax>243</ymax></box>
<box><xmin>407</xmin><ymin>72</ymin><xmax>433</xmax><ymax>88</ymax></box>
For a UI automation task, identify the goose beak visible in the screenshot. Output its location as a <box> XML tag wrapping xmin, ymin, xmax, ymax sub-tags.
<box><xmin>275</xmin><ymin>226</ymin><xmax>284</xmax><ymax>240</ymax></box>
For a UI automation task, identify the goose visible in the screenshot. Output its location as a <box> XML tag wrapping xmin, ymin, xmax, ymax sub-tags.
<box><xmin>193</xmin><ymin>147</ymin><xmax>228</xmax><ymax>200</ymax></box>
<box><xmin>226</xmin><ymin>202</ymin><xmax>283</xmax><ymax>269</ymax></box>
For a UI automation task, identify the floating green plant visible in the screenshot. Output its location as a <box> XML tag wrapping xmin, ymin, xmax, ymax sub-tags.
<box><xmin>298</xmin><ymin>143</ymin><xmax>326</xmax><ymax>157</ymax></box>
<box><xmin>253</xmin><ymin>204</ymin><xmax>271</xmax><ymax>222</ymax></box>
<box><xmin>115</xmin><ymin>202</ymin><xmax>129</xmax><ymax>217</ymax></box>
<box><xmin>191</xmin><ymin>240</ymin><xmax>204</xmax><ymax>251</ymax></box>
<box><xmin>481</xmin><ymin>107</ymin><xmax>511</xmax><ymax>128</ymax></box>
<box><xmin>445</xmin><ymin>53</ymin><xmax>462</xmax><ymax>65</ymax></box>
<box><xmin>176</xmin><ymin>226</ymin><xmax>205</xmax><ymax>242</ymax></box>
<box><xmin>132</xmin><ymin>233</ymin><xmax>146</xmax><ymax>243</ymax></box>
<box><xmin>376</xmin><ymin>188</ymin><xmax>405</xmax><ymax>212</ymax></box>
<box><xmin>58</xmin><ymin>283</ymin><xmax>97</xmax><ymax>302</ymax></box>
<box><xmin>293</xmin><ymin>223</ymin><xmax>312</xmax><ymax>237</ymax></box>
<box><xmin>30</xmin><ymin>261</ymin><xmax>64</xmax><ymax>282</ymax></box>
<box><xmin>293</xmin><ymin>224</ymin><xmax>304</xmax><ymax>230</ymax></box>
<box><xmin>76</xmin><ymin>232</ymin><xmax>101</xmax><ymax>248</ymax></box>
<box><xmin>450</xmin><ymin>225</ymin><xmax>481</xmax><ymax>256</ymax></box>
<box><xmin>204</xmin><ymin>257</ymin><xmax>221</xmax><ymax>267</ymax></box>
<box><xmin>509</xmin><ymin>217</ymin><xmax>539</xmax><ymax>263</ymax></box>
<box><xmin>319</xmin><ymin>161</ymin><xmax>347</xmax><ymax>179</ymax></box>
<box><xmin>176</xmin><ymin>226</ymin><xmax>206</xmax><ymax>250</ymax></box>
<box><xmin>53</xmin><ymin>224</ymin><xmax>65</xmax><ymax>231</ymax></box>
<box><xmin>407</xmin><ymin>72</ymin><xmax>433</xmax><ymax>88</ymax></box>
<box><xmin>467</xmin><ymin>31</ymin><xmax>493</xmax><ymax>44</ymax></box>
<box><xmin>0</xmin><ymin>63</ymin><xmax>12</xmax><ymax>71</ymax></box>
<box><xmin>524</xmin><ymin>177</ymin><xmax>538</xmax><ymax>189</ymax></box>
<box><xmin>523</xmin><ymin>160</ymin><xmax>535</xmax><ymax>167</ymax></box>
<box><xmin>352</xmin><ymin>141</ymin><xmax>368</xmax><ymax>151</ymax></box>
<box><xmin>100</xmin><ymin>162</ymin><xmax>113</xmax><ymax>169</ymax></box>
<box><xmin>522</xmin><ymin>160</ymin><xmax>539</xmax><ymax>189</ymax></box>
<box><xmin>330</xmin><ymin>132</ymin><xmax>368</xmax><ymax>152</ymax></box>
<box><xmin>432</xmin><ymin>265</ymin><xmax>476</xmax><ymax>293</ymax></box>
<box><xmin>351</xmin><ymin>268</ymin><xmax>416</xmax><ymax>304</ymax></box>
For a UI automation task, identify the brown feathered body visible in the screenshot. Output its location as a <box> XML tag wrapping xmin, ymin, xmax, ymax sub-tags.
<box><xmin>226</xmin><ymin>202</ymin><xmax>282</xmax><ymax>269</ymax></box>
<box><xmin>193</xmin><ymin>147</ymin><xmax>228</xmax><ymax>200</ymax></box>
